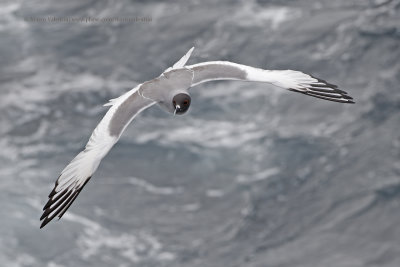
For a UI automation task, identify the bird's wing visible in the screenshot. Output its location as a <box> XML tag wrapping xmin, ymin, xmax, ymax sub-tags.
<box><xmin>187</xmin><ymin>61</ymin><xmax>354</xmax><ymax>103</ymax></box>
<box><xmin>172</xmin><ymin>47</ymin><xmax>194</xmax><ymax>69</ymax></box>
<box><xmin>40</xmin><ymin>85</ymin><xmax>155</xmax><ymax>228</ymax></box>
<box><xmin>164</xmin><ymin>47</ymin><xmax>195</xmax><ymax>72</ymax></box>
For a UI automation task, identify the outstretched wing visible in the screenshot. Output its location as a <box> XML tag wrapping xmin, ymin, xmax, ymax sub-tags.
<box><xmin>40</xmin><ymin>85</ymin><xmax>155</xmax><ymax>228</ymax></box>
<box><xmin>172</xmin><ymin>47</ymin><xmax>194</xmax><ymax>69</ymax></box>
<box><xmin>187</xmin><ymin>61</ymin><xmax>354</xmax><ymax>103</ymax></box>
<box><xmin>163</xmin><ymin>47</ymin><xmax>195</xmax><ymax>73</ymax></box>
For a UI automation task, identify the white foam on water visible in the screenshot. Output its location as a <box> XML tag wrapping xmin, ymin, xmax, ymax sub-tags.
<box><xmin>206</xmin><ymin>189</ymin><xmax>225</xmax><ymax>198</ymax></box>
<box><xmin>135</xmin><ymin>119</ymin><xmax>266</xmax><ymax>149</ymax></box>
<box><xmin>77</xmin><ymin>225</ymin><xmax>175</xmax><ymax>263</ymax></box>
<box><xmin>236</xmin><ymin>167</ymin><xmax>280</xmax><ymax>183</ymax></box>
<box><xmin>216</xmin><ymin>0</ymin><xmax>301</xmax><ymax>30</ymax></box>
<box><xmin>24</xmin><ymin>196</ymin><xmax>175</xmax><ymax>264</ymax></box>
<box><xmin>99</xmin><ymin>176</ymin><xmax>183</xmax><ymax>195</ymax></box>
<box><xmin>0</xmin><ymin>2</ymin><xmax>28</xmax><ymax>32</ymax></box>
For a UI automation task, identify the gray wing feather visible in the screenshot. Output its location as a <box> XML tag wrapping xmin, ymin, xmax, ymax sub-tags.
<box><xmin>189</xmin><ymin>62</ymin><xmax>247</xmax><ymax>85</ymax></box>
<box><xmin>108</xmin><ymin>89</ymin><xmax>154</xmax><ymax>137</ymax></box>
<box><xmin>187</xmin><ymin>61</ymin><xmax>354</xmax><ymax>103</ymax></box>
<box><xmin>40</xmin><ymin>85</ymin><xmax>155</xmax><ymax>228</ymax></box>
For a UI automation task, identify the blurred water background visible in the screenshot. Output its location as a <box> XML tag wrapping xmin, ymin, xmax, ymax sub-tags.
<box><xmin>0</xmin><ymin>0</ymin><xmax>399</xmax><ymax>266</ymax></box>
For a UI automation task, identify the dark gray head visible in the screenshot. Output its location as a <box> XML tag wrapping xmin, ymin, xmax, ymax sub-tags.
<box><xmin>172</xmin><ymin>93</ymin><xmax>191</xmax><ymax>115</ymax></box>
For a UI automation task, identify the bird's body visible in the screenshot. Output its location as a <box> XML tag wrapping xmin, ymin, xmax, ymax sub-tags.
<box><xmin>40</xmin><ymin>47</ymin><xmax>354</xmax><ymax>228</ymax></box>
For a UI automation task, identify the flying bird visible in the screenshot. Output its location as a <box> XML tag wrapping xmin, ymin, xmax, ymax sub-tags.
<box><xmin>40</xmin><ymin>47</ymin><xmax>354</xmax><ymax>228</ymax></box>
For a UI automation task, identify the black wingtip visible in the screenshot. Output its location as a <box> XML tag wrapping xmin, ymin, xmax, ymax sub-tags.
<box><xmin>309</xmin><ymin>75</ymin><xmax>339</xmax><ymax>88</ymax></box>
<box><xmin>43</xmin><ymin>188</ymin><xmax>68</xmax><ymax>210</ymax></box>
<box><xmin>48</xmin><ymin>176</ymin><xmax>61</xmax><ymax>198</ymax></box>
<box><xmin>48</xmin><ymin>187</ymin><xmax>57</xmax><ymax>198</ymax></box>
<box><xmin>40</xmin><ymin>176</ymin><xmax>92</xmax><ymax>229</ymax></box>
<box><xmin>40</xmin><ymin>216</ymin><xmax>52</xmax><ymax>229</ymax></box>
<box><xmin>290</xmin><ymin>73</ymin><xmax>356</xmax><ymax>104</ymax></box>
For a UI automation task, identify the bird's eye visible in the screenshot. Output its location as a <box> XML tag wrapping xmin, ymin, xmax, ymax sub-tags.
<box><xmin>183</xmin><ymin>100</ymin><xmax>189</xmax><ymax>105</ymax></box>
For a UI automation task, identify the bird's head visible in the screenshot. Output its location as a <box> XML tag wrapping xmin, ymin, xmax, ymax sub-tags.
<box><xmin>172</xmin><ymin>93</ymin><xmax>191</xmax><ymax>115</ymax></box>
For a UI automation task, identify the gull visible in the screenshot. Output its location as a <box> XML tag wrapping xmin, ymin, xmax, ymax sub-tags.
<box><xmin>40</xmin><ymin>47</ymin><xmax>354</xmax><ymax>228</ymax></box>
